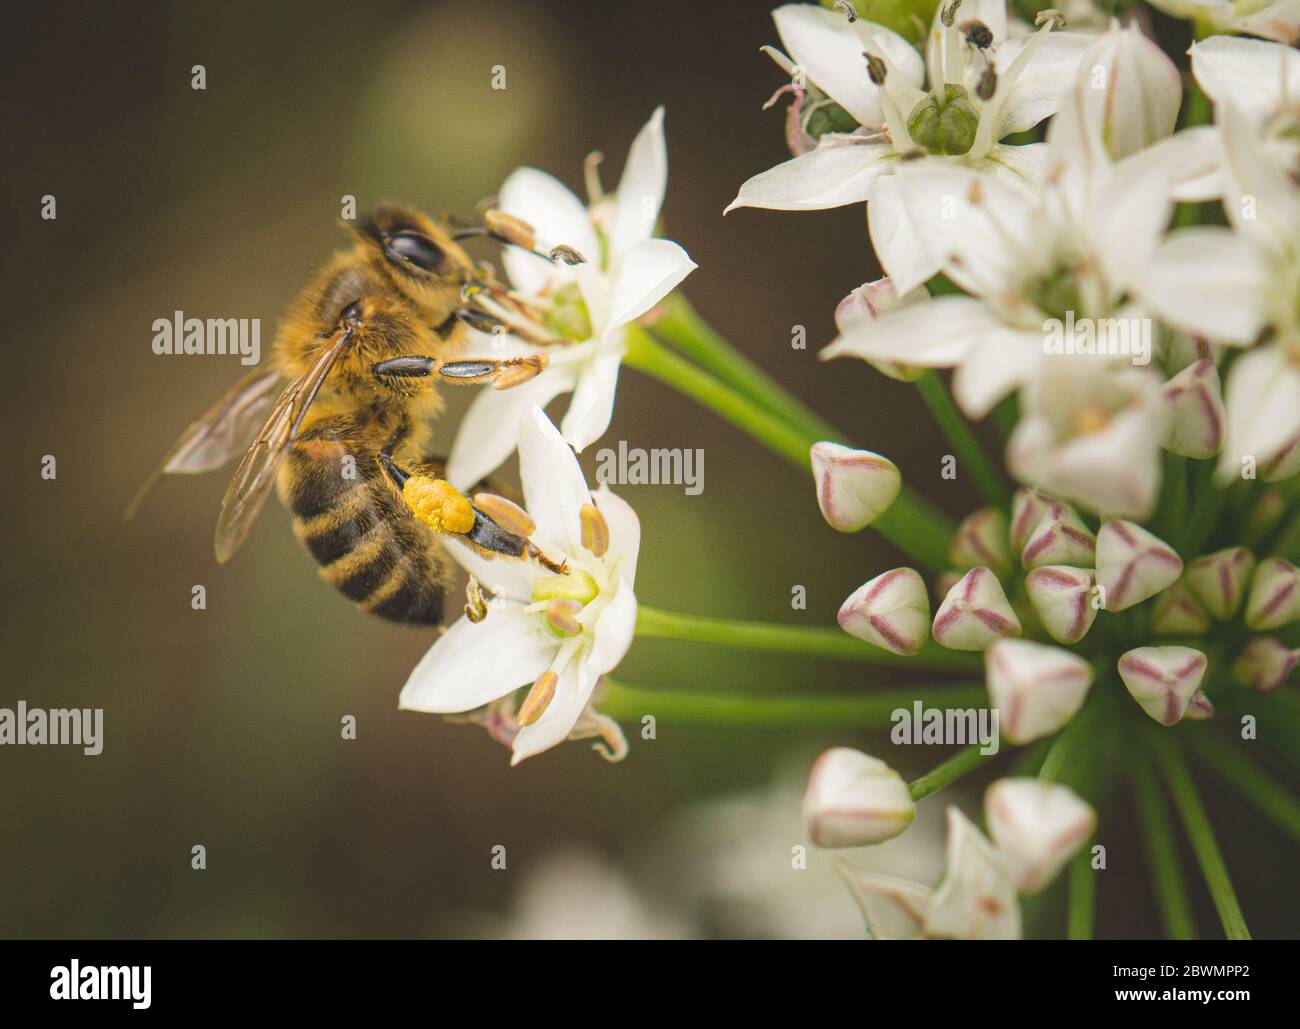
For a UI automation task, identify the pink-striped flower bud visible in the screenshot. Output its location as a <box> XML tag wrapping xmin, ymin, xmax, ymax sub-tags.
<box><xmin>1009</xmin><ymin>487</ymin><xmax>1052</xmax><ymax>557</ymax></box>
<box><xmin>803</xmin><ymin>748</ymin><xmax>915</xmax><ymax>848</ymax></box>
<box><xmin>1184</xmin><ymin>690</ymin><xmax>1215</xmax><ymax>721</ymax></box>
<box><xmin>1185</xmin><ymin>547</ymin><xmax>1255</xmax><ymax>620</ymax></box>
<box><xmin>1244</xmin><ymin>558</ymin><xmax>1300</xmax><ymax>631</ymax></box>
<box><xmin>985</xmin><ymin>639</ymin><xmax>1094</xmax><ymax>744</ymax></box>
<box><xmin>985</xmin><ymin>778</ymin><xmax>1096</xmax><ymax>895</ymax></box>
<box><xmin>1233</xmin><ymin>637</ymin><xmax>1300</xmax><ymax>693</ymax></box>
<box><xmin>1151</xmin><ymin>580</ymin><xmax>1211</xmax><ymax>636</ymax></box>
<box><xmin>810</xmin><ymin>441</ymin><xmax>901</xmax><ymax>532</ymax></box>
<box><xmin>1118</xmin><ymin>646</ymin><xmax>1208</xmax><ymax>725</ymax></box>
<box><xmin>949</xmin><ymin>508</ymin><xmax>1011</xmax><ymax>575</ymax></box>
<box><xmin>1096</xmin><ymin>520</ymin><xmax>1182</xmax><ymax>611</ymax></box>
<box><xmin>933</xmin><ymin>568</ymin><xmax>1022</xmax><ymax>651</ymax></box>
<box><xmin>833</xmin><ymin>278</ymin><xmax>928</xmax><ymax>383</ymax></box>
<box><xmin>838</xmin><ymin>568</ymin><xmax>930</xmax><ymax>656</ymax></box>
<box><xmin>1020</xmin><ymin>502</ymin><xmax>1096</xmax><ymax>570</ymax></box>
<box><xmin>1025</xmin><ymin>565</ymin><xmax>1098</xmax><ymax>645</ymax></box>
<box><xmin>1161</xmin><ymin>359</ymin><xmax>1226</xmax><ymax>459</ymax></box>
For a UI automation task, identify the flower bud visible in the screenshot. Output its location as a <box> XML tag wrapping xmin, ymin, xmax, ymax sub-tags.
<box><xmin>1009</xmin><ymin>487</ymin><xmax>1051</xmax><ymax>557</ymax></box>
<box><xmin>1161</xmin><ymin>359</ymin><xmax>1226</xmax><ymax>459</ymax></box>
<box><xmin>1185</xmin><ymin>547</ymin><xmax>1255</xmax><ymax>620</ymax></box>
<box><xmin>1118</xmin><ymin>646</ymin><xmax>1208</xmax><ymax>725</ymax></box>
<box><xmin>985</xmin><ymin>778</ymin><xmax>1096</xmax><ymax>895</ymax></box>
<box><xmin>834</xmin><ymin>278</ymin><xmax>928</xmax><ymax>382</ymax></box>
<box><xmin>838</xmin><ymin>568</ymin><xmax>930</xmax><ymax>656</ymax></box>
<box><xmin>1078</xmin><ymin>23</ymin><xmax>1181</xmax><ymax>160</ymax></box>
<box><xmin>949</xmin><ymin>507</ymin><xmax>1011</xmax><ymax>575</ymax></box>
<box><xmin>1025</xmin><ymin>565</ymin><xmax>1098</xmax><ymax>645</ymax></box>
<box><xmin>1095</xmin><ymin>520</ymin><xmax>1182</xmax><ymax>611</ymax></box>
<box><xmin>924</xmin><ymin>808</ymin><xmax>1021</xmax><ymax>940</ymax></box>
<box><xmin>803</xmin><ymin>748</ymin><xmax>915</xmax><ymax>848</ymax></box>
<box><xmin>810</xmin><ymin>441</ymin><xmax>901</xmax><ymax>532</ymax></box>
<box><xmin>933</xmin><ymin>567</ymin><xmax>1022</xmax><ymax>651</ymax></box>
<box><xmin>833</xmin><ymin>860</ymin><xmax>931</xmax><ymax>940</ymax></box>
<box><xmin>1244</xmin><ymin>557</ymin><xmax>1300</xmax><ymax>631</ymax></box>
<box><xmin>985</xmin><ymin>639</ymin><xmax>1094</xmax><ymax>744</ymax></box>
<box><xmin>1151</xmin><ymin>580</ymin><xmax>1211</xmax><ymax>636</ymax></box>
<box><xmin>1233</xmin><ymin>637</ymin><xmax>1300</xmax><ymax>693</ymax></box>
<box><xmin>1185</xmin><ymin>689</ymin><xmax>1215</xmax><ymax>721</ymax></box>
<box><xmin>1021</xmin><ymin>501</ymin><xmax>1096</xmax><ymax>570</ymax></box>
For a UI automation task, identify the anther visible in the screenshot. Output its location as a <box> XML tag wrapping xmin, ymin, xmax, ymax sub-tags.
<box><xmin>834</xmin><ymin>0</ymin><xmax>857</xmax><ymax>22</ymax></box>
<box><xmin>545</xmin><ymin>599</ymin><xmax>583</xmax><ymax>636</ymax></box>
<box><xmin>518</xmin><ymin>670</ymin><xmax>559</xmax><ymax>725</ymax></box>
<box><xmin>941</xmin><ymin>0</ymin><xmax>963</xmax><ymax>26</ymax></box>
<box><xmin>491</xmin><ymin>355</ymin><xmax>548</xmax><ymax>390</ymax></box>
<box><xmin>473</xmin><ymin>493</ymin><xmax>536</xmax><ymax>538</ymax></box>
<box><xmin>580</xmin><ymin>503</ymin><xmax>610</xmax><ymax>557</ymax></box>
<box><xmin>1034</xmin><ymin>8</ymin><xmax>1065</xmax><ymax>27</ymax></box>
<box><xmin>976</xmin><ymin>64</ymin><xmax>997</xmax><ymax>101</ymax></box>
<box><xmin>549</xmin><ymin>244</ymin><xmax>587</xmax><ymax>265</ymax></box>
<box><xmin>960</xmin><ymin>19</ymin><xmax>994</xmax><ymax>49</ymax></box>
<box><xmin>483</xmin><ymin>209</ymin><xmax>538</xmax><ymax>251</ymax></box>
<box><xmin>864</xmin><ymin>52</ymin><xmax>887</xmax><ymax>85</ymax></box>
<box><xmin>464</xmin><ymin>575</ymin><xmax>488</xmax><ymax>623</ymax></box>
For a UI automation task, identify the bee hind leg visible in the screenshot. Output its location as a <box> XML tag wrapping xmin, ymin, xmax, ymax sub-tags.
<box><xmin>372</xmin><ymin>354</ymin><xmax>548</xmax><ymax>391</ymax></box>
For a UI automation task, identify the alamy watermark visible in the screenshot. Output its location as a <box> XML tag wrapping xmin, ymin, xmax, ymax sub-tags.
<box><xmin>152</xmin><ymin>310</ymin><xmax>261</xmax><ymax>365</ymax></box>
<box><xmin>1043</xmin><ymin>312</ymin><xmax>1151</xmax><ymax>366</ymax></box>
<box><xmin>891</xmin><ymin>701</ymin><xmax>1000</xmax><ymax>755</ymax></box>
<box><xmin>595</xmin><ymin>440</ymin><xmax>704</xmax><ymax>496</ymax></box>
<box><xmin>0</xmin><ymin>701</ymin><xmax>103</xmax><ymax>755</ymax></box>
<box><xmin>50</xmin><ymin>961</ymin><xmax>150</xmax><ymax>1009</ymax></box>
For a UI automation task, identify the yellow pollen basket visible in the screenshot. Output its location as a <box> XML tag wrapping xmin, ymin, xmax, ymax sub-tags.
<box><xmin>402</xmin><ymin>475</ymin><xmax>475</xmax><ymax>535</ymax></box>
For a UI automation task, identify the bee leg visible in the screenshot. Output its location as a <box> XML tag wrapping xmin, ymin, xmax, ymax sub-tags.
<box><xmin>372</xmin><ymin>354</ymin><xmax>547</xmax><ymax>391</ymax></box>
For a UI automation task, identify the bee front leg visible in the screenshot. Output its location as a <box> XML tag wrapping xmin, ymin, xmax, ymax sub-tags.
<box><xmin>372</xmin><ymin>354</ymin><xmax>548</xmax><ymax>391</ymax></box>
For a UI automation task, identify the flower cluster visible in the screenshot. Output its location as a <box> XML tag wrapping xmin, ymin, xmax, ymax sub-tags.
<box><xmin>739</xmin><ymin>1</ymin><xmax>1300</xmax><ymax>935</ymax></box>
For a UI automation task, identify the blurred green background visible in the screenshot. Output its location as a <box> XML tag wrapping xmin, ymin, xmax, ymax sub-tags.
<box><xmin>2</xmin><ymin>0</ymin><xmax>1294</xmax><ymax>938</ymax></box>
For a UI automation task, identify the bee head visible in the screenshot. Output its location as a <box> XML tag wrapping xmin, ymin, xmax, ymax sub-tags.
<box><xmin>351</xmin><ymin>204</ymin><xmax>474</xmax><ymax>311</ymax></box>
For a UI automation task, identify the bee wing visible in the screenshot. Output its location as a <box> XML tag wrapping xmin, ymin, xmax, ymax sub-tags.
<box><xmin>213</xmin><ymin>330</ymin><xmax>354</xmax><ymax>564</ymax></box>
<box><xmin>124</xmin><ymin>367</ymin><xmax>284</xmax><ymax>521</ymax></box>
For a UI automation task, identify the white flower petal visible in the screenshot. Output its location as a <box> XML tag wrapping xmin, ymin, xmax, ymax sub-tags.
<box><xmin>725</xmin><ymin>143</ymin><xmax>894</xmax><ymax>213</ymax></box>
<box><xmin>1219</xmin><ymin>346</ymin><xmax>1300</xmax><ymax>479</ymax></box>
<box><xmin>518</xmin><ymin>403</ymin><xmax>592</xmax><ymax>555</ymax></box>
<box><xmin>593</xmin><ymin>485</ymin><xmax>641</xmax><ymax>585</ymax></box>
<box><xmin>560</xmin><ymin>346</ymin><xmax>624</xmax><ymax>453</ymax></box>
<box><xmin>1191</xmin><ymin>35</ymin><xmax>1300</xmax><ymax>122</ymax></box>
<box><xmin>586</xmin><ymin>575</ymin><xmax>637</xmax><ymax>677</ymax></box>
<box><xmin>991</xmin><ymin>30</ymin><xmax>1093</xmax><ymax>137</ymax></box>
<box><xmin>446</xmin><ymin>366</ymin><xmax>576</xmax><ymax>491</ymax></box>
<box><xmin>867</xmin><ymin>173</ymin><xmax>940</xmax><ymax>296</ymax></box>
<box><xmin>607</xmin><ymin>107</ymin><xmax>669</xmax><ymax>257</ymax></box>
<box><xmin>822</xmin><ymin>294</ymin><xmax>1003</xmax><ymax>370</ymax></box>
<box><xmin>603</xmin><ymin>238</ymin><xmax>697</xmax><ymax>334</ymax></box>
<box><xmin>511</xmin><ymin>662</ymin><xmax>600</xmax><ymax>764</ymax></box>
<box><xmin>925</xmin><ymin>808</ymin><xmax>1021</xmax><ymax>940</ymax></box>
<box><xmin>399</xmin><ymin>610</ymin><xmax>556</xmax><ymax>714</ymax></box>
<box><xmin>773</xmin><ymin>4</ymin><xmax>923</xmax><ymax>127</ymax></box>
<box><xmin>498</xmin><ymin>167</ymin><xmax>600</xmax><ymax>294</ymax></box>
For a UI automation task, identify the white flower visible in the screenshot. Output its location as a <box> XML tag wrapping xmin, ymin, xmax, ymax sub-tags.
<box><xmin>837</xmin><ymin>567</ymin><xmax>931</xmax><ymax>656</ymax></box>
<box><xmin>401</xmin><ymin>406</ymin><xmax>640</xmax><ymax>765</ymax></box>
<box><xmin>1140</xmin><ymin>103</ymin><xmax>1300</xmax><ymax>482</ymax></box>
<box><xmin>932</xmin><ymin>566</ymin><xmax>1022</xmax><ymax>650</ymax></box>
<box><xmin>802</xmin><ymin>748</ymin><xmax>915</xmax><ymax>847</ymax></box>
<box><xmin>985</xmin><ymin>778</ymin><xmax>1095</xmax><ymax>895</ymax></box>
<box><xmin>810</xmin><ymin>440</ymin><xmax>901</xmax><ymax>531</ymax></box>
<box><xmin>1118</xmin><ymin>645</ymin><xmax>1208</xmax><ymax>725</ymax></box>
<box><xmin>822</xmin><ymin>82</ymin><xmax>1180</xmax><ymax>421</ymax></box>
<box><xmin>446</xmin><ymin>107</ymin><xmax>697</xmax><ymax>490</ymax></box>
<box><xmin>727</xmin><ymin>1</ymin><xmax>1090</xmax><ymax>292</ymax></box>
<box><xmin>985</xmin><ymin>638</ymin><xmax>1094</xmax><ymax>743</ymax></box>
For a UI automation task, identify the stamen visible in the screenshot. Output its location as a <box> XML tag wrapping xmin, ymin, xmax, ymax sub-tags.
<box><xmin>940</xmin><ymin>0</ymin><xmax>963</xmax><ymax>26</ymax></box>
<box><xmin>584</xmin><ymin>151</ymin><xmax>606</xmax><ymax>204</ymax></box>
<box><xmin>580</xmin><ymin>503</ymin><xmax>610</xmax><ymax>557</ymax></box>
<box><xmin>491</xmin><ymin>355</ymin><xmax>548</xmax><ymax>390</ymax></box>
<box><xmin>474</xmin><ymin>493</ymin><xmax>536</xmax><ymax>537</ymax></box>
<box><xmin>518</xmin><ymin>670</ymin><xmax>558</xmax><ymax>726</ymax></box>
<box><xmin>1034</xmin><ymin>8</ymin><xmax>1066</xmax><ymax>27</ymax></box>
<box><xmin>976</xmin><ymin>64</ymin><xmax>997</xmax><ymax>101</ymax></box>
<box><xmin>834</xmin><ymin>0</ymin><xmax>857</xmax><ymax>22</ymax></box>
<box><xmin>549</xmin><ymin>244</ymin><xmax>587</xmax><ymax>265</ymax></box>
<box><xmin>864</xmin><ymin>52</ymin><xmax>887</xmax><ymax>86</ymax></box>
<box><xmin>483</xmin><ymin>209</ymin><xmax>537</xmax><ymax>250</ymax></box>
<box><xmin>464</xmin><ymin>575</ymin><xmax>488</xmax><ymax>623</ymax></box>
<box><xmin>545</xmin><ymin>599</ymin><xmax>583</xmax><ymax>636</ymax></box>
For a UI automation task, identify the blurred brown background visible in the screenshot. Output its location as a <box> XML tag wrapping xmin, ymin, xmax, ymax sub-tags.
<box><xmin>1</xmin><ymin>0</ymin><xmax>1292</xmax><ymax>938</ymax></box>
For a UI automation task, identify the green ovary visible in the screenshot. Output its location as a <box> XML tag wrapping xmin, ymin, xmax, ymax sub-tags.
<box><xmin>907</xmin><ymin>85</ymin><xmax>979</xmax><ymax>157</ymax></box>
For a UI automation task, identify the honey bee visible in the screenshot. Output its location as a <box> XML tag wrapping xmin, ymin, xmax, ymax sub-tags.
<box><xmin>129</xmin><ymin>203</ymin><xmax>571</xmax><ymax>625</ymax></box>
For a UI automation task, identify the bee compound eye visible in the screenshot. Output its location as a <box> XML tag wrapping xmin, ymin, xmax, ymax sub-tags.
<box><xmin>385</xmin><ymin>231</ymin><xmax>446</xmax><ymax>273</ymax></box>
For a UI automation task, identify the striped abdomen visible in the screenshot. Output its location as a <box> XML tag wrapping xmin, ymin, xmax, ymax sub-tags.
<box><xmin>278</xmin><ymin>426</ymin><xmax>446</xmax><ymax>625</ymax></box>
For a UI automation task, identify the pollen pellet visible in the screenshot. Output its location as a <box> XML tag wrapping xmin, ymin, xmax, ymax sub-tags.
<box><xmin>474</xmin><ymin>493</ymin><xmax>536</xmax><ymax>537</ymax></box>
<box><xmin>545</xmin><ymin>599</ymin><xmax>583</xmax><ymax>636</ymax></box>
<box><xmin>580</xmin><ymin>503</ymin><xmax>610</xmax><ymax>557</ymax></box>
<box><xmin>403</xmin><ymin>475</ymin><xmax>475</xmax><ymax>535</ymax></box>
<box><xmin>518</xmin><ymin>671</ymin><xmax>558</xmax><ymax>726</ymax></box>
<box><xmin>484</xmin><ymin>209</ymin><xmax>537</xmax><ymax>250</ymax></box>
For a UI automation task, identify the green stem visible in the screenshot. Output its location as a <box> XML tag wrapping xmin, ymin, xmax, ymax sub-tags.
<box><xmin>1146</xmin><ymin>731</ymin><xmax>1252</xmax><ymax>940</ymax></box>
<box><xmin>635</xmin><ymin>605</ymin><xmax>979</xmax><ymax>671</ymax></box>
<box><xmin>1272</xmin><ymin>506</ymin><xmax>1300</xmax><ymax>561</ymax></box>
<box><xmin>645</xmin><ymin>292</ymin><xmax>840</xmax><ymax>443</ymax></box>
<box><xmin>1130</xmin><ymin>750</ymin><xmax>1198</xmax><ymax>940</ymax></box>
<box><xmin>600</xmin><ymin>680</ymin><xmax>987</xmax><ymax>728</ymax></box>
<box><xmin>1183</xmin><ymin>729</ymin><xmax>1300</xmax><ymax>845</ymax></box>
<box><xmin>624</xmin><ymin>325</ymin><xmax>954</xmax><ymax>568</ymax></box>
<box><xmin>1067</xmin><ymin>841</ymin><xmax>1097</xmax><ymax>940</ymax></box>
<box><xmin>908</xmin><ymin>743</ymin><xmax>997</xmax><ymax>801</ymax></box>
<box><xmin>914</xmin><ymin>371</ymin><xmax>1010</xmax><ymax>509</ymax></box>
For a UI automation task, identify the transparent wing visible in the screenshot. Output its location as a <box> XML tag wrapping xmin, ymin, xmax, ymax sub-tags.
<box><xmin>124</xmin><ymin>367</ymin><xmax>284</xmax><ymax>521</ymax></box>
<box><xmin>213</xmin><ymin>332</ymin><xmax>354</xmax><ymax>564</ymax></box>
